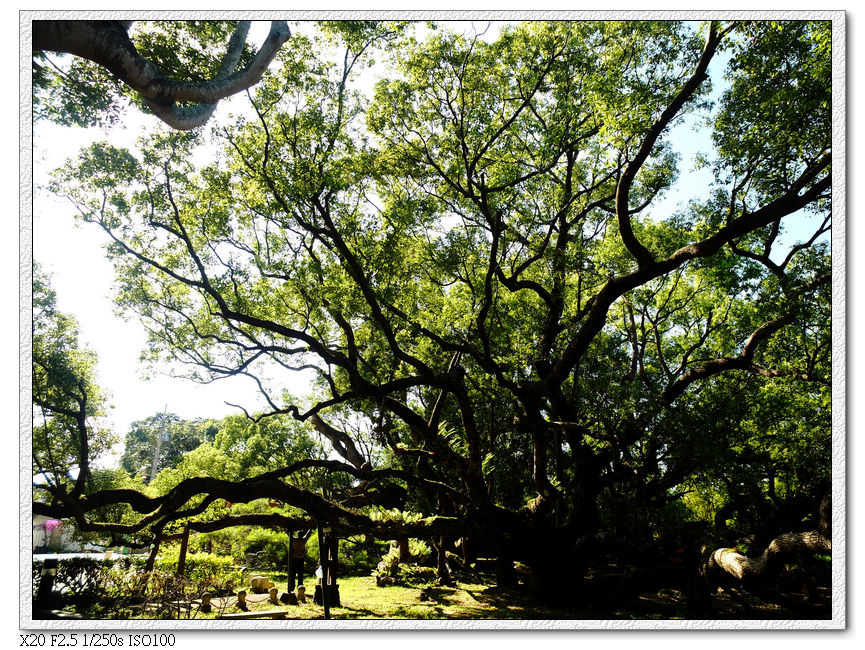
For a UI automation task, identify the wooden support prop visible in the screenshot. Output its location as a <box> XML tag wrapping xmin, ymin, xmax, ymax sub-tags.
<box><xmin>144</xmin><ymin>537</ymin><xmax>161</xmax><ymax>573</ymax></box>
<box><xmin>398</xmin><ymin>536</ymin><xmax>410</xmax><ymax>563</ymax></box>
<box><xmin>287</xmin><ymin>531</ymin><xmax>295</xmax><ymax>592</ymax></box>
<box><xmin>176</xmin><ymin>526</ymin><xmax>190</xmax><ymax>578</ymax></box>
<box><xmin>317</xmin><ymin>522</ymin><xmax>330</xmax><ymax>619</ymax></box>
<box><xmin>437</xmin><ymin>536</ymin><xmax>451</xmax><ymax>584</ymax></box>
<box><xmin>144</xmin><ymin>529</ymin><xmax>184</xmax><ymax>574</ymax></box>
<box><xmin>325</xmin><ymin>530</ymin><xmax>340</xmax><ymax>605</ymax></box>
<box><xmin>312</xmin><ymin>525</ymin><xmax>340</xmax><ymax>608</ymax></box>
<box><xmin>326</xmin><ymin>531</ymin><xmax>339</xmax><ymax>588</ymax></box>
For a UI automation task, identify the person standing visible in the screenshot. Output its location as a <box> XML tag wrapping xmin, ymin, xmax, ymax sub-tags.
<box><xmin>291</xmin><ymin>529</ymin><xmax>312</xmax><ymax>586</ymax></box>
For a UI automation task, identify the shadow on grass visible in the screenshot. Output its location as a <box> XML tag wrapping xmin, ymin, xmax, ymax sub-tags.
<box><xmin>337</xmin><ymin>604</ymin><xmax>381</xmax><ymax>619</ymax></box>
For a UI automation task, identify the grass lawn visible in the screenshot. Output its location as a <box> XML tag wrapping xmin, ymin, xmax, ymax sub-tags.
<box><xmin>189</xmin><ymin>572</ymin><xmax>660</xmax><ymax>621</ymax></box>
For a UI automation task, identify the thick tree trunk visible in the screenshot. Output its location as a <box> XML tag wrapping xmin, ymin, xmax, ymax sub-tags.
<box><xmin>496</xmin><ymin>553</ymin><xmax>517</xmax><ymax>588</ymax></box>
<box><xmin>175</xmin><ymin>526</ymin><xmax>190</xmax><ymax>578</ymax></box>
<box><xmin>520</xmin><ymin>451</ymin><xmax>603</xmax><ymax>602</ymax></box>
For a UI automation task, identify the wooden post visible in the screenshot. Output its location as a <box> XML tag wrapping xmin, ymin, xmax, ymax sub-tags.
<box><xmin>34</xmin><ymin>558</ymin><xmax>58</xmax><ymax>611</ymax></box>
<box><xmin>176</xmin><ymin>526</ymin><xmax>190</xmax><ymax>578</ymax></box>
<box><xmin>398</xmin><ymin>536</ymin><xmax>410</xmax><ymax>563</ymax></box>
<box><xmin>287</xmin><ymin>531</ymin><xmax>295</xmax><ymax>592</ymax></box>
<box><xmin>326</xmin><ymin>531</ymin><xmax>340</xmax><ymax>606</ymax></box>
<box><xmin>461</xmin><ymin>536</ymin><xmax>472</xmax><ymax>567</ymax></box>
<box><xmin>317</xmin><ymin>522</ymin><xmax>330</xmax><ymax>619</ymax></box>
<box><xmin>437</xmin><ymin>536</ymin><xmax>451</xmax><ymax>584</ymax></box>
<box><xmin>145</xmin><ymin>536</ymin><xmax>161</xmax><ymax>573</ymax></box>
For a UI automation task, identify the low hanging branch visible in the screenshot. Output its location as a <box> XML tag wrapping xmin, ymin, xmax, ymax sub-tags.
<box><xmin>707</xmin><ymin>493</ymin><xmax>831</xmax><ymax>583</ymax></box>
<box><xmin>32</xmin><ymin>455</ymin><xmax>478</xmax><ymax>545</ymax></box>
<box><xmin>34</xmin><ymin>480</ymin><xmax>472</xmax><ymax>544</ymax></box>
<box><xmin>32</xmin><ymin>20</ymin><xmax>291</xmax><ymax>130</ymax></box>
<box><xmin>708</xmin><ymin>531</ymin><xmax>831</xmax><ymax>581</ymax></box>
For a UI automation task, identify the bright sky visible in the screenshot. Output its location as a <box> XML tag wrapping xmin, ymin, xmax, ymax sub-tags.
<box><xmin>31</xmin><ymin>19</ymin><xmax>828</xmax><ymax>467</ymax></box>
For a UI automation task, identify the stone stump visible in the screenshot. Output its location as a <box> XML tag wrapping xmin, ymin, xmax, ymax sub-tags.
<box><xmin>235</xmin><ymin>590</ymin><xmax>248</xmax><ymax>611</ymax></box>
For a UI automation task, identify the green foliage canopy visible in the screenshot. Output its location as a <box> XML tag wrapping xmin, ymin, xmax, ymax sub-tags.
<box><xmin>41</xmin><ymin>20</ymin><xmax>832</xmax><ymax>577</ymax></box>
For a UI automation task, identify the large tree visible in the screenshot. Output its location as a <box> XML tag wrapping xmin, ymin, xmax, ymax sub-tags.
<box><xmin>38</xmin><ymin>19</ymin><xmax>832</xmax><ymax>596</ymax></box>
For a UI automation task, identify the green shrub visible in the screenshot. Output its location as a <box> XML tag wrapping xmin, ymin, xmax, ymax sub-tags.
<box><xmin>33</xmin><ymin>552</ymin><xmax>246</xmax><ymax>618</ymax></box>
<box><xmin>33</xmin><ymin>556</ymin><xmax>146</xmax><ymax>606</ymax></box>
<box><xmin>186</xmin><ymin>528</ymin><xmax>242</xmax><ymax>558</ymax></box>
<box><xmin>339</xmin><ymin>535</ymin><xmax>388</xmax><ymax>576</ymax></box>
<box><xmin>380</xmin><ymin>538</ymin><xmax>431</xmax><ymax>569</ymax></box>
<box><xmin>188</xmin><ymin>526</ymin><xmax>302</xmax><ymax>569</ymax></box>
<box><xmin>53</xmin><ymin>557</ymin><xmax>113</xmax><ymax>602</ymax></box>
<box><xmin>394</xmin><ymin>564</ymin><xmax>437</xmax><ymax>585</ymax></box>
<box><xmin>154</xmin><ymin>549</ymin><xmax>243</xmax><ymax>584</ymax></box>
<box><xmin>374</xmin><ymin>538</ymin><xmax>434</xmax><ymax>585</ymax></box>
<box><xmin>240</xmin><ymin>528</ymin><xmax>292</xmax><ymax>569</ymax></box>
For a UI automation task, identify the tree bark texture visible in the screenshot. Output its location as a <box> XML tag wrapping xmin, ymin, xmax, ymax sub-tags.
<box><xmin>708</xmin><ymin>493</ymin><xmax>832</xmax><ymax>583</ymax></box>
<box><xmin>32</xmin><ymin>20</ymin><xmax>290</xmax><ymax>129</ymax></box>
<box><xmin>708</xmin><ymin>530</ymin><xmax>830</xmax><ymax>581</ymax></box>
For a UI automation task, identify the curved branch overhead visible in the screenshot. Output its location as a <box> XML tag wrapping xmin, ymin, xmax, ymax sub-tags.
<box><xmin>32</xmin><ymin>20</ymin><xmax>291</xmax><ymax>129</ymax></box>
<box><xmin>615</xmin><ymin>21</ymin><xmax>726</xmax><ymax>269</ymax></box>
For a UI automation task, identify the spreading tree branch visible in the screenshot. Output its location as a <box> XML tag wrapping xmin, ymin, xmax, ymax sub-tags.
<box><xmin>33</xmin><ymin>20</ymin><xmax>291</xmax><ymax>130</ymax></box>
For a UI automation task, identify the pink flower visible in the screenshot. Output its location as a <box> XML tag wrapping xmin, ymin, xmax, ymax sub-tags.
<box><xmin>43</xmin><ymin>519</ymin><xmax>62</xmax><ymax>532</ymax></box>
